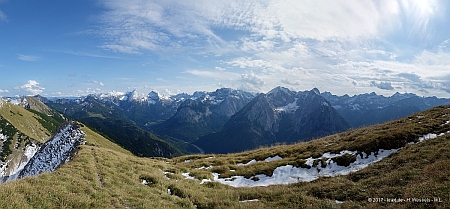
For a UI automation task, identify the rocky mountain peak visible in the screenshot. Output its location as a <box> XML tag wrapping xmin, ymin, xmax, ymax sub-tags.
<box><xmin>311</xmin><ymin>88</ymin><xmax>320</xmax><ymax>95</ymax></box>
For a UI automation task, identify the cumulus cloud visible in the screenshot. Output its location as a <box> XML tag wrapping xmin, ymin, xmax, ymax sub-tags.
<box><xmin>15</xmin><ymin>80</ymin><xmax>45</xmax><ymax>95</ymax></box>
<box><xmin>370</xmin><ymin>81</ymin><xmax>394</xmax><ymax>90</ymax></box>
<box><xmin>0</xmin><ymin>89</ymin><xmax>8</xmax><ymax>93</ymax></box>
<box><xmin>92</xmin><ymin>0</ymin><xmax>450</xmax><ymax>96</ymax></box>
<box><xmin>281</xmin><ymin>79</ymin><xmax>300</xmax><ymax>86</ymax></box>
<box><xmin>240</xmin><ymin>72</ymin><xmax>265</xmax><ymax>92</ymax></box>
<box><xmin>398</xmin><ymin>73</ymin><xmax>422</xmax><ymax>83</ymax></box>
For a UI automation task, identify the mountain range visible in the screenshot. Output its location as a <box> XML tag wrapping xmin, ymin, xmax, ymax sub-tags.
<box><xmin>194</xmin><ymin>87</ymin><xmax>350</xmax><ymax>153</ymax></box>
<box><xmin>5</xmin><ymin>86</ymin><xmax>450</xmax><ymax>155</ymax></box>
<box><xmin>0</xmin><ymin>91</ymin><xmax>449</xmax><ymax>208</ymax></box>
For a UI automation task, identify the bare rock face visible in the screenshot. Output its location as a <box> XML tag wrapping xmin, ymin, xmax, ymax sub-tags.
<box><xmin>150</xmin><ymin>88</ymin><xmax>255</xmax><ymax>142</ymax></box>
<box><xmin>195</xmin><ymin>87</ymin><xmax>351</xmax><ymax>154</ymax></box>
<box><xmin>17</xmin><ymin>122</ymin><xmax>85</xmax><ymax>179</ymax></box>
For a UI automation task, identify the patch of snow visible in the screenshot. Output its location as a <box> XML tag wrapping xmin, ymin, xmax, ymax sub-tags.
<box><xmin>349</xmin><ymin>103</ymin><xmax>362</xmax><ymax>111</ymax></box>
<box><xmin>335</xmin><ymin>200</ymin><xmax>344</xmax><ymax>204</ymax></box>
<box><xmin>182</xmin><ymin>173</ymin><xmax>196</xmax><ymax>180</ymax></box>
<box><xmin>141</xmin><ymin>179</ymin><xmax>148</xmax><ymax>185</ymax></box>
<box><xmin>264</xmin><ymin>155</ymin><xmax>282</xmax><ymax>162</ymax></box>
<box><xmin>184</xmin><ymin>132</ymin><xmax>447</xmax><ymax>188</ymax></box>
<box><xmin>418</xmin><ymin>133</ymin><xmax>437</xmax><ymax>142</ymax></box>
<box><xmin>212</xmin><ymin>149</ymin><xmax>397</xmax><ymax>187</ymax></box>
<box><xmin>184</xmin><ymin>159</ymin><xmax>192</xmax><ymax>163</ymax></box>
<box><xmin>237</xmin><ymin>159</ymin><xmax>257</xmax><ymax>166</ymax></box>
<box><xmin>200</xmin><ymin>178</ymin><xmax>212</xmax><ymax>184</ymax></box>
<box><xmin>239</xmin><ymin>199</ymin><xmax>259</xmax><ymax>203</ymax></box>
<box><xmin>2</xmin><ymin>143</ymin><xmax>40</xmax><ymax>182</ymax></box>
<box><xmin>168</xmin><ymin>189</ymin><xmax>172</xmax><ymax>195</ymax></box>
<box><xmin>195</xmin><ymin>165</ymin><xmax>213</xmax><ymax>170</ymax></box>
<box><xmin>17</xmin><ymin>122</ymin><xmax>85</xmax><ymax>179</ymax></box>
<box><xmin>274</xmin><ymin>98</ymin><xmax>299</xmax><ymax>113</ymax></box>
<box><xmin>238</xmin><ymin>155</ymin><xmax>282</xmax><ymax>166</ymax></box>
<box><xmin>0</xmin><ymin>133</ymin><xmax>6</xmax><ymax>141</ymax></box>
<box><xmin>9</xmin><ymin>99</ymin><xmax>20</xmax><ymax>105</ymax></box>
<box><xmin>163</xmin><ymin>171</ymin><xmax>173</xmax><ymax>180</ymax></box>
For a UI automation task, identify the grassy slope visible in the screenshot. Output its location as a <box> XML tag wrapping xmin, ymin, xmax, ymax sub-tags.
<box><xmin>46</xmin><ymin>97</ymin><xmax>184</xmax><ymax>157</ymax></box>
<box><xmin>0</xmin><ymin>106</ymin><xmax>449</xmax><ymax>208</ymax></box>
<box><xmin>0</xmin><ymin>102</ymin><xmax>51</xmax><ymax>143</ymax></box>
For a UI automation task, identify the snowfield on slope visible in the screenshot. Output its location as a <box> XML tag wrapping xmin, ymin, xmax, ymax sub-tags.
<box><xmin>182</xmin><ymin>132</ymin><xmax>443</xmax><ymax>187</ymax></box>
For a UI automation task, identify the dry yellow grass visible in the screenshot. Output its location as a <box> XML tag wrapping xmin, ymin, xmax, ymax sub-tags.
<box><xmin>0</xmin><ymin>102</ymin><xmax>52</xmax><ymax>142</ymax></box>
<box><xmin>0</xmin><ymin>105</ymin><xmax>449</xmax><ymax>208</ymax></box>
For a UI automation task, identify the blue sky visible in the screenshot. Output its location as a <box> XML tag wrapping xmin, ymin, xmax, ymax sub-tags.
<box><xmin>1</xmin><ymin>0</ymin><xmax>450</xmax><ymax>97</ymax></box>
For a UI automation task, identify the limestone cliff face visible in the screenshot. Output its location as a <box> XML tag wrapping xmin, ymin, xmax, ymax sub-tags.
<box><xmin>195</xmin><ymin>87</ymin><xmax>351</xmax><ymax>154</ymax></box>
<box><xmin>151</xmin><ymin>88</ymin><xmax>255</xmax><ymax>142</ymax></box>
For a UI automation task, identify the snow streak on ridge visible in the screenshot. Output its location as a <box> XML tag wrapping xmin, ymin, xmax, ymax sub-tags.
<box><xmin>17</xmin><ymin>122</ymin><xmax>85</xmax><ymax>179</ymax></box>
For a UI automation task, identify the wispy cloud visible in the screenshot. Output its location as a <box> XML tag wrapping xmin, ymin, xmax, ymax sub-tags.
<box><xmin>0</xmin><ymin>10</ymin><xmax>6</xmax><ymax>22</ymax></box>
<box><xmin>94</xmin><ymin>80</ymin><xmax>106</xmax><ymax>86</ymax></box>
<box><xmin>94</xmin><ymin>0</ymin><xmax>450</xmax><ymax>96</ymax></box>
<box><xmin>186</xmin><ymin>69</ymin><xmax>240</xmax><ymax>80</ymax></box>
<box><xmin>17</xmin><ymin>54</ymin><xmax>39</xmax><ymax>61</ymax></box>
<box><xmin>0</xmin><ymin>89</ymin><xmax>9</xmax><ymax>93</ymax></box>
<box><xmin>14</xmin><ymin>80</ymin><xmax>45</xmax><ymax>95</ymax></box>
<box><xmin>56</xmin><ymin>50</ymin><xmax>128</xmax><ymax>59</ymax></box>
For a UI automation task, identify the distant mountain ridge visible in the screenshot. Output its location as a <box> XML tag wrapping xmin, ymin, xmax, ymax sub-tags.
<box><xmin>194</xmin><ymin>87</ymin><xmax>350</xmax><ymax>153</ymax></box>
<box><xmin>321</xmin><ymin>91</ymin><xmax>450</xmax><ymax>128</ymax></box>
<box><xmin>150</xmin><ymin>88</ymin><xmax>255</xmax><ymax>142</ymax></box>
<box><xmin>7</xmin><ymin>87</ymin><xmax>450</xmax><ymax>155</ymax></box>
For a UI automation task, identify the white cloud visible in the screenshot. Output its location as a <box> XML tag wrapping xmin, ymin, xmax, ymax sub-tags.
<box><xmin>240</xmin><ymin>72</ymin><xmax>265</xmax><ymax>92</ymax></box>
<box><xmin>0</xmin><ymin>89</ymin><xmax>8</xmax><ymax>93</ymax></box>
<box><xmin>15</xmin><ymin>80</ymin><xmax>45</xmax><ymax>95</ymax></box>
<box><xmin>370</xmin><ymin>81</ymin><xmax>395</xmax><ymax>90</ymax></box>
<box><xmin>281</xmin><ymin>79</ymin><xmax>300</xmax><ymax>86</ymax></box>
<box><xmin>0</xmin><ymin>10</ymin><xmax>6</xmax><ymax>22</ymax></box>
<box><xmin>215</xmin><ymin>66</ymin><xmax>226</xmax><ymax>71</ymax></box>
<box><xmin>186</xmin><ymin>69</ymin><xmax>240</xmax><ymax>80</ymax></box>
<box><xmin>93</xmin><ymin>0</ymin><xmax>450</xmax><ymax>97</ymax></box>
<box><xmin>94</xmin><ymin>80</ymin><xmax>106</xmax><ymax>86</ymax></box>
<box><xmin>17</xmin><ymin>54</ymin><xmax>39</xmax><ymax>61</ymax></box>
<box><xmin>77</xmin><ymin>88</ymin><xmax>102</xmax><ymax>95</ymax></box>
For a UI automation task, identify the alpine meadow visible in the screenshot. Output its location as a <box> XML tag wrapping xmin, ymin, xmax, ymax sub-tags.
<box><xmin>1</xmin><ymin>0</ymin><xmax>450</xmax><ymax>208</ymax></box>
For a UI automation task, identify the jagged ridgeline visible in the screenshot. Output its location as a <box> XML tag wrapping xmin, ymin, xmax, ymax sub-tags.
<box><xmin>44</xmin><ymin>87</ymin><xmax>450</xmax><ymax>155</ymax></box>
<box><xmin>0</xmin><ymin>102</ymin><xmax>448</xmax><ymax>208</ymax></box>
<box><xmin>0</xmin><ymin>97</ymin><xmax>66</xmax><ymax>181</ymax></box>
<box><xmin>46</xmin><ymin>96</ymin><xmax>183</xmax><ymax>157</ymax></box>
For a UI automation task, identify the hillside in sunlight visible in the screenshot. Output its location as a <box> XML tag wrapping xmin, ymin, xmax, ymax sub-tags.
<box><xmin>0</xmin><ymin>100</ymin><xmax>449</xmax><ymax>208</ymax></box>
